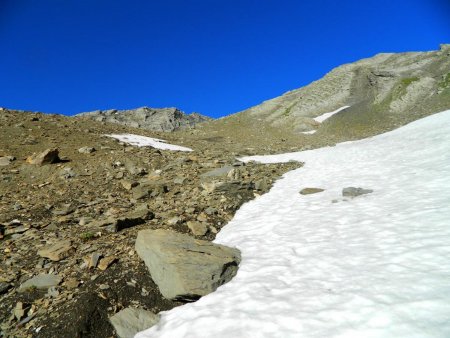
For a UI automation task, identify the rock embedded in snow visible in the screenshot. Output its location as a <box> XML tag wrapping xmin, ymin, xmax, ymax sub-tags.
<box><xmin>299</xmin><ymin>187</ymin><xmax>325</xmax><ymax>195</ymax></box>
<box><xmin>135</xmin><ymin>229</ymin><xmax>241</xmax><ymax>301</ymax></box>
<box><xmin>342</xmin><ymin>186</ymin><xmax>373</xmax><ymax>197</ymax></box>
<box><xmin>18</xmin><ymin>274</ymin><xmax>62</xmax><ymax>292</ymax></box>
<box><xmin>109</xmin><ymin>307</ymin><xmax>160</xmax><ymax>338</ymax></box>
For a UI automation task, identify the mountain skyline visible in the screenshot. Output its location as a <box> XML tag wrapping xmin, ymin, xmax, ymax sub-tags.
<box><xmin>1</xmin><ymin>0</ymin><xmax>449</xmax><ymax>118</ymax></box>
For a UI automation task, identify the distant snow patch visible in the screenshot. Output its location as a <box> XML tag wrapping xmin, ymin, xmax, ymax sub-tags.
<box><xmin>313</xmin><ymin>105</ymin><xmax>350</xmax><ymax>123</ymax></box>
<box><xmin>301</xmin><ymin>130</ymin><xmax>317</xmax><ymax>135</ymax></box>
<box><xmin>105</xmin><ymin>134</ymin><xmax>192</xmax><ymax>152</ymax></box>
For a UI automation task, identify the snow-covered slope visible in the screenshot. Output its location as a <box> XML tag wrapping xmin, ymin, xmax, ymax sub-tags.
<box><xmin>137</xmin><ymin>110</ymin><xmax>450</xmax><ymax>338</ymax></box>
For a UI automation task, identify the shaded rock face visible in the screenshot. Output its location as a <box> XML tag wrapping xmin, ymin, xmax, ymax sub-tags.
<box><xmin>135</xmin><ymin>229</ymin><xmax>241</xmax><ymax>301</ymax></box>
<box><xmin>76</xmin><ymin>107</ymin><xmax>212</xmax><ymax>132</ymax></box>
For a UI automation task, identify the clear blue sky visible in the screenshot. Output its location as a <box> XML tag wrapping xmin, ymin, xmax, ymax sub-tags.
<box><xmin>1</xmin><ymin>0</ymin><xmax>449</xmax><ymax>118</ymax></box>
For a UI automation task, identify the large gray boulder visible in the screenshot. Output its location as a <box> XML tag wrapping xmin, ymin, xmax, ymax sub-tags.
<box><xmin>135</xmin><ymin>229</ymin><xmax>241</xmax><ymax>301</ymax></box>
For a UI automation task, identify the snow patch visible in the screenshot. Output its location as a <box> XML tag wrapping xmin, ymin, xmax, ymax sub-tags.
<box><xmin>137</xmin><ymin>110</ymin><xmax>450</xmax><ymax>338</ymax></box>
<box><xmin>105</xmin><ymin>134</ymin><xmax>192</xmax><ymax>152</ymax></box>
<box><xmin>301</xmin><ymin>130</ymin><xmax>317</xmax><ymax>135</ymax></box>
<box><xmin>313</xmin><ymin>105</ymin><xmax>350</xmax><ymax>123</ymax></box>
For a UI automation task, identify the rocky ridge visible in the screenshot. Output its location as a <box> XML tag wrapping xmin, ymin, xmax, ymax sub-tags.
<box><xmin>188</xmin><ymin>44</ymin><xmax>450</xmax><ymax>153</ymax></box>
<box><xmin>76</xmin><ymin>107</ymin><xmax>212</xmax><ymax>132</ymax></box>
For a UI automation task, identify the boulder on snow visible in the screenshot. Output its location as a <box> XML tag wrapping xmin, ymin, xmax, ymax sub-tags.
<box><xmin>342</xmin><ymin>187</ymin><xmax>373</xmax><ymax>197</ymax></box>
<box><xmin>299</xmin><ymin>187</ymin><xmax>325</xmax><ymax>195</ymax></box>
<box><xmin>135</xmin><ymin>229</ymin><xmax>241</xmax><ymax>301</ymax></box>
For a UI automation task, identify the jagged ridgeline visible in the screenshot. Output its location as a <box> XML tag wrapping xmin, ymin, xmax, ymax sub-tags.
<box><xmin>76</xmin><ymin>107</ymin><xmax>212</xmax><ymax>132</ymax></box>
<box><xmin>193</xmin><ymin>43</ymin><xmax>450</xmax><ymax>149</ymax></box>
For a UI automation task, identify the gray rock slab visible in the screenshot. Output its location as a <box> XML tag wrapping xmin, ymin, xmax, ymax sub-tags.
<box><xmin>18</xmin><ymin>274</ymin><xmax>62</xmax><ymax>292</ymax></box>
<box><xmin>135</xmin><ymin>229</ymin><xmax>241</xmax><ymax>301</ymax></box>
<box><xmin>200</xmin><ymin>165</ymin><xmax>233</xmax><ymax>178</ymax></box>
<box><xmin>109</xmin><ymin>307</ymin><xmax>159</xmax><ymax>338</ymax></box>
<box><xmin>342</xmin><ymin>187</ymin><xmax>373</xmax><ymax>197</ymax></box>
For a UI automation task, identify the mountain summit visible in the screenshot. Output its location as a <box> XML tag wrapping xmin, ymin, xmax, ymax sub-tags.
<box><xmin>77</xmin><ymin>107</ymin><xmax>212</xmax><ymax>132</ymax></box>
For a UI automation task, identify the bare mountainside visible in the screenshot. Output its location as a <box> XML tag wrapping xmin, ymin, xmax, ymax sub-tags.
<box><xmin>76</xmin><ymin>107</ymin><xmax>212</xmax><ymax>132</ymax></box>
<box><xmin>188</xmin><ymin>44</ymin><xmax>450</xmax><ymax>153</ymax></box>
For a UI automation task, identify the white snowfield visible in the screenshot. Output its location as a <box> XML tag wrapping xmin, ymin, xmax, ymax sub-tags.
<box><xmin>105</xmin><ymin>134</ymin><xmax>193</xmax><ymax>152</ymax></box>
<box><xmin>137</xmin><ymin>109</ymin><xmax>450</xmax><ymax>338</ymax></box>
<box><xmin>313</xmin><ymin>105</ymin><xmax>350</xmax><ymax>123</ymax></box>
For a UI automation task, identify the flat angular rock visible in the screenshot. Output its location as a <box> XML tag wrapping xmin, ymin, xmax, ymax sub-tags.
<box><xmin>200</xmin><ymin>165</ymin><xmax>233</xmax><ymax>178</ymax></box>
<box><xmin>38</xmin><ymin>240</ymin><xmax>74</xmax><ymax>261</ymax></box>
<box><xmin>18</xmin><ymin>274</ymin><xmax>62</xmax><ymax>292</ymax></box>
<box><xmin>109</xmin><ymin>307</ymin><xmax>159</xmax><ymax>338</ymax></box>
<box><xmin>26</xmin><ymin>148</ymin><xmax>60</xmax><ymax>165</ymax></box>
<box><xmin>78</xmin><ymin>146</ymin><xmax>96</xmax><ymax>154</ymax></box>
<box><xmin>300</xmin><ymin>187</ymin><xmax>325</xmax><ymax>195</ymax></box>
<box><xmin>107</xmin><ymin>205</ymin><xmax>154</xmax><ymax>232</ymax></box>
<box><xmin>0</xmin><ymin>156</ymin><xmax>15</xmax><ymax>166</ymax></box>
<box><xmin>342</xmin><ymin>187</ymin><xmax>373</xmax><ymax>197</ymax></box>
<box><xmin>186</xmin><ymin>221</ymin><xmax>208</xmax><ymax>236</ymax></box>
<box><xmin>135</xmin><ymin>229</ymin><xmax>241</xmax><ymax>301</ymax></box>
<box><xmin>87</xmin><ymin>205</ymin><xmax>154</xmax><ymax>232</ymax></box>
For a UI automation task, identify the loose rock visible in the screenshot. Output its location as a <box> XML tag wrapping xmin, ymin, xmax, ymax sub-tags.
<box><xmin>109</xmin><ymin>307</ymin><xmax>160</xmax><ymax>338</ymax></box>
<box><xmin>37</xmin><ymin>240</ymin><xmax>74</xmax><ymax>261</ymax></box>
<box><xmin>18</xmin><ymin>274</ymin><xmax>62</xmax><ymax>293</ymax></box>
<box><xmin>26</xmin><ymin>148</ymin><xmax>60</xmax><ymax>165</ymax></box>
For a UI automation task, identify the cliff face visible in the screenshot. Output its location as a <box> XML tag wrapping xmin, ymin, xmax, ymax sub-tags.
<box><xmin>77</xmin><ymin>107</ymin><xmax>212</xmax><ymax>132</ymax></box>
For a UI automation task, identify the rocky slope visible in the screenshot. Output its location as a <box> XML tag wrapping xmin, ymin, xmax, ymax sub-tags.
<box><xmin>188</xmin><ymin>44</ymin><xmax>450</xmax><ymax>152</ymax></box>
<box><xmin>76</xmin><ymin>107</ymin><xmax>212</xmax><ymax>132</ymax></box>
<box><xmin>0</xmin><ymin>109</ymin><xmax>299</xmax><ymax>337</ymax></box>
